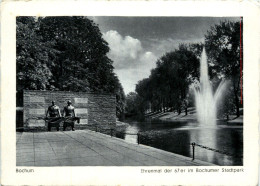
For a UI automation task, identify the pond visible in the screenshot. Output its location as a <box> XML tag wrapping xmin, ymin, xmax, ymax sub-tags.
<box><xmin>115</xmin><ymin>119</ymin><xmax>243</xmax><ymax>166</ymax></box>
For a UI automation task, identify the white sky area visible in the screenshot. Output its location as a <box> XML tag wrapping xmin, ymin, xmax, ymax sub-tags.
<box><xmin>89</xmin><ymin>17</ymin><xmax>239</xmax><ymax>95</ymax></box>
<box><xmin>103</xmin><ymin>30</ymin><xmax>157</xmax><ymax>95</ymax></box>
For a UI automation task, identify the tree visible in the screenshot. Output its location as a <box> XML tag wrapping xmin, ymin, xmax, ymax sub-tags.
<box><xmin>135</xmin><ymin>78</ymin><xmax>152</xmax><ymax>112</ymax></box>
<box><xmin>134</xmin><ymin>44</ymin><xmax>200</xmax><ymax>115</ymax></box>
<box><xmin>205</xmin><ymin>20</ymin><xmax>242</xmax><ymax>117</ymax></box>
<box><xmin>154</xmin><ymin>44</ymin><xmax>200</xmax><ymax>114</ymax></box>
<box><xmin>38</xmin><ymin>16</ymin><xmax>114</xmax><ymax>92</ymax></box>
<box><xmin>217</xmin><ymin>81</ymin><xmax>236</xmax><ymax>120</ymax></box>
<box><xmin>16</xmin><ymin>16</ymin><xmax>126</xmax><ymax>118</ymax></box>
<box><xmin>125</xmin><ymin>92</ymin><xmax>138</xmax><ymax>115</ymax></box>
<box><xmin>16</xmin><ymin>17</ymin><xmax>58</xmax><ymax>92</ymax></box>
<box><xmin>111</xmin><ymin>74</ymin><xmax>126</xmax><ymax>120</ymax></box>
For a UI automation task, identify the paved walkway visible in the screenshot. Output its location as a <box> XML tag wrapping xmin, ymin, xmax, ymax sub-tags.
<box><xmin>16</xmin><ymin>130</ymin><xmax>215</xmax><ymax>166</ymax></box>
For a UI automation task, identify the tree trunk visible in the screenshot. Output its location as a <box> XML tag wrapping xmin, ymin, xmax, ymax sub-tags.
<box><xmin>233</xmin><ymin>80</ymin><xmax>240</xmax><ymax>118</ymax></box>
<box><xmin>163</xmin><ymin>101</ymin><xmax>166</xmax><ymax>112</ymax></box>
<box><xmin>178</xmin><ymin>108</ymin><xmax>181</xmax><ymax>115</ymax></box>
<box><xmin>235</xmin><ymin>94</ymin><xmax>240</xmax><ymax>117</ymax></box>
<box><xmin>185</xmin><ymin>107</ymin><xmax>188</xmax><ymax>115</ymax></box>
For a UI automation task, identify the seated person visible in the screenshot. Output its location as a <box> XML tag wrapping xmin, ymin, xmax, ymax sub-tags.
<box><xmin>46</xmin><ymin>101</ymin><xmax>62</xmax><ymax>131</ymax></box>
<box><xmin>63</xmin><ymin>100</ymin><xmax>78</xmax><ymax>131</ymax></box>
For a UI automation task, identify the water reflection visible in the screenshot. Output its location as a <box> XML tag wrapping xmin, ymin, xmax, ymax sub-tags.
<box><xmin>190</xmin><ymin>127</ymin><xmax>217</xmax><ymax>164</ymax></box>
<box><xmin>116</xmin><ymin>119</ymin><xmax>243</xmax><ymax>166</ymax></box>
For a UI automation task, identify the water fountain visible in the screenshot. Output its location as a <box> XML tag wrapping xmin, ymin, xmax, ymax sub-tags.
<box><xmin>193</xmin><ymin>48</ymin><xmax>226</xmax><ymax>125</ymax></box>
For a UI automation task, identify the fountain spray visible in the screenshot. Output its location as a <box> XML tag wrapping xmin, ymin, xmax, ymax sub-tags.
<box><xmin>194</xmin><ymin>48</ymin><xmax>226</xmax><ymax>125</ymax></box>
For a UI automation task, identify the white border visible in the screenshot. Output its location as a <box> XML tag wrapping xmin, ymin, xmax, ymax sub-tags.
<box><xmin>1</xmin><ymin>1</ymin><xmax>259</xmax><ymax>185</ymax></box>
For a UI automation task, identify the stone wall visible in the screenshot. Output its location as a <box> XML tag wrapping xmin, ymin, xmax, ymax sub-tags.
<box><xmin>23</xmin><ymin>90</ymin><xmax>116</xmax><ymax>128</ymax></box>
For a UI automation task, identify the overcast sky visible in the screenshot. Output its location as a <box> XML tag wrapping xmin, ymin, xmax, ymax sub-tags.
<box><xmin>88</xmin><ymin>17</ymin><xmax>239</xmax><ymax>95</ymax></box>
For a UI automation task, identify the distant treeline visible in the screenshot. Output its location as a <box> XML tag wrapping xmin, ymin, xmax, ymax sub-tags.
<box><xmin>125</xmin><ymin>20</ymin><xmax>243</xmax><ymax>120</ymax></box>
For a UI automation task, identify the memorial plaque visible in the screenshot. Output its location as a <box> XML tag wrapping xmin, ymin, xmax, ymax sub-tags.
<box><xmin>79</xmin><ymin>119</ymin><xmax>88</xmax><ymax>124</ymax></box>
<box><xmin>28</xmin><ymin>119</ymin><xmax>45</xmax><ymax>127</ymax></box>
<box><xmin>29</xmin><ymin>96</ymin><xmax>45</xmax><ymax>103</ymax></box>
<box><xmin>75</xmin><ymin>108</ymin><xmax>88</xmax><ymax>115</ymax></box>
<box><xmin>29</xmin><ymin>109</ymin><xmax>45</xmax><ymax>115</ymax></box>
<box><xmin>74</xmin><ymin>98</ymin><xmax>88</xmax><ymax>104</ymax></box>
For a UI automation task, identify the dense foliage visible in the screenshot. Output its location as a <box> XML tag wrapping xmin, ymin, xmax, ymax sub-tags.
<box><xmin>126</xmin><ymin>20</ymin><xmax>242</xmax><ymax>119</ymax></box>
<box><xmin>132</xmin><ymin>44</ymin><xmax>201</xmax><ymax>115</ymax></box>
<box><xmin>205</xmin><ymin>20</ymin><xmax>242</xmax><ymax>117</ymax></box>
<box><xmin>16</xmin><ymin>16</ymin><xmax>125</xmax><ymax>118</ymax></box>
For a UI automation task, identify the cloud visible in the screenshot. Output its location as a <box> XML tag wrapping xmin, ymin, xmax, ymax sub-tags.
<box><xmin>149</xmin><ymin>37</ymin><xmax>204</xmax><ymax>58</ymax></box>
<box><xmin>103</xmin><ymin>30</ymin><xmax>156</xmax><ymax>69</ymax></box>
<box><xmin>103</xmin><ymin>30</ymin><xmax>157</xmax><ymax>94</ymax></box>
<box><xmin>114</xmin><ymin>50</ymin><xmax>157</xmax><ymax>95</ymax></box>
<box><xmin>114</xmin><ymin>51</ymin><xmax>157</xmax><ymax>94</ymax></box>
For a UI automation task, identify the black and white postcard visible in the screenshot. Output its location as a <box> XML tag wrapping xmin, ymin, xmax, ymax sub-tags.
<box><xmin>1</xmin><ymin>0</ymin><xmax>259</xmax><ymax>185</ymax></box>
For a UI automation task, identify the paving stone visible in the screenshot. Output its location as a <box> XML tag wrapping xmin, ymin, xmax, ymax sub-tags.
<box><xmin>78</xmin><ymin>150</ymin><xmax>100</xmax><ymax>158</ymax></box>
<box><xmin>142</xmin><ymin>158</ymin><xmax>170</xmax><ymax>166</ymax></box>
<box><xmin>16</xmin><ymin>148</ymin><xmax>34</xmax><ymax>154</ymax></box>
<box><xmin>17</xmin><ymin>144</ymin><xmax>34</xmax><ymax>148</ymax></box>
<box><xmin>34</xmin><ymin>143</ymin><xmax>51</xmax><ymax>147</ymax></box>
<box><xmin>104</xmin><ymin>154</ymin><xmax>145</xmax><ymax>166</ymax></box>
<box><xmin>34</xmin><ymin>142</ymin><xmax>50</xmax><ymax>146</ymax></box>
<box><xmin>34</xmin><ymin>148</ymin><xmax>53</xmax><ymax>152</ymax></box>
<box><xmin>16</xmin><ymin>152</ymin><xmax>34</xmax><ymax>158</ymax></box>
<box><xmin>52</xmin><ymin>148</ymin><xmax>95</xmax><ymax>159</ymax></box>
<box><xmin>35</xmin><ymin>151</ymin><xmax>55</xmax><ymax>156</ymax></box>
<box><xmin>35</xmin><ymin>153</ymin><xmax>56</xmax><ymax>161</ymax></box>
<box><xmin>58</xmin><ymin>158</ymin><xmax>89</xmax><ymax>166</ymax></box>
<box><xmin>16</xmin><ymin>130</ymin><xmax>215</xmax><ymax>166</ymax></box>
<box><xmin>17</xmin><ymin>156</ymin><xmax>34</xmax><ymax>163</ymax></box>
<box><xmin>58</xmin><ymin>156</ymin><xmax>115</xmax><ymax>166</ymax></box>
<box><xmin>35</xmin><ymin>160</ymin><xmax>61</xmax><ymax>166</ymax></box>
<box><xmin>53</xmin><ymin>153</ymin><xmax>79</xmax><ymax>159</ymax></box>
<box><xmin>34</xmin><ymin>140</ymin><xmax>49</xmax><ymax>143</ymax></box>
<box><xmin>17</xmin><ymin>161</ymin><xmax>35</xmax><ymax>166</ymax></box>
<box><xmin>87</xmin><ymin>145</ymin><xmax>118</xmax><ymax>156</ymax></box>
<box><xmin>47</xmin><ymin>139</ymin><xmax>71</xmax><ymax>143</ymax></box>
<box><xmin>78</xmin><ymin>140</ymin><xmax>100</xmax><ymax>148</ymax></box>
<box><xmin>17</xmin><ymin>141</ymin><xmax>34</xmax><ymax>145</ymax></box>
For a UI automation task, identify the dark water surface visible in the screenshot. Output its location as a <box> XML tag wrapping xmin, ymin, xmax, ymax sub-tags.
<box><xmin>115</xmin><ymin>119</ymin><xmax>243</xmax><ymax>166</ymax></box>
